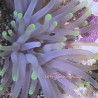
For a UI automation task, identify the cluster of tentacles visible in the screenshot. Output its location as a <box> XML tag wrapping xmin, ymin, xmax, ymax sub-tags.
<box><xmin>0</xmin><ymin>0</ymin><xmax>98</xmax><ymax>98</ymax></box>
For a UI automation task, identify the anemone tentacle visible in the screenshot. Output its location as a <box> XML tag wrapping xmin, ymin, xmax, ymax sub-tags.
<box><xmin>1</xmin><ymin>0</ymin><xmax>98</xmax><ymax>98</ymax></box>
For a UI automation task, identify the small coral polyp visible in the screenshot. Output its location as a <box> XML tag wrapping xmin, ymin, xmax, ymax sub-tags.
<box><xmin>1</xmin><ymin>0</ymin><xmax>98</xmax><ymax>98</ymax></box>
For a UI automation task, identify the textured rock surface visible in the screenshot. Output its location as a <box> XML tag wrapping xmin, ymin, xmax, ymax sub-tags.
<box><xmin>81</xmin><ymin>16</ymin><xmax>98</xmax><ymax>42</ymax></box>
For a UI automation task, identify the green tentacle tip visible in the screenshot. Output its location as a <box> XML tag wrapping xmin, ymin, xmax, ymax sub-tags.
<box><xmin>93</xmin><ymin>54</ymin><xmax>98</xmax><ymax>60</ymax></box>
<box><xmin>82</xmin><ymin>20</ymin><xmax>88</xmax><ymax>26</ymax></box>
<box><xmin>28</xmin><ymin>24</ymin><xmax>35</xmax><ymax>31</ymax></box>
<box><xmin>79</xmin><ymin>83</ymin><xmax>84</xmax><ymax>87</ymax></box>
<box><xmin>73</xmin><ymin>31</ymin><xmax>80</xmax><ymax>36</ymax></box>
<box><xmin>31</xmin><ymin>71</ymin><xmax>38</xmax><ymax>80</ymax></box>
<box><xmin>68</xmin><ymin>13</ymin><xmax>73</xmax><ymax>18</ymax></box>
<box><xmin>8</xmin><ymin>29</ymin><xmax>13</xmax><ymax>35</ymax></box>
<box><xmin>45</xmin><ymin>14</ymin><xmax>52</xmax><ymax>21</ymax></box>
<box><xmin>53</xmin><ymin>21</ymin><xmax>58</xmax><ymax>27</ymax></box>
<box><xmin>11</xmin><ymin>20</ymin><xmax>16</xmax><ymax>27</ymax></box>
<box><xmin>0</xmin><ymin>70</ymin><xmax>4</xmax><ymax>77</ymax></box>
<box><xmin>76</xmin><ymin>81</ymin><xmax>84</xmax><ymax>87</ymax></box>
<box><xmin>86</xmin><ymin>8</ymin><xmax>92</xmax><ymax>13</ymax></box>
<box><xmin>85</xmin><ymin>82</ymin><xmax>90</xmax><ymax>87</ymax></box>
<box><xmin>0</xmin><ymin>85</ymin><xmax>3</xmax><ymax>91</ymax></box>
<box><xmin>2</xmin><ymin>31</ymin><xmax>7</xmax><ymax>37</ymax></box>
<box><xmin>82</xmin><ymin>0</ymin><xmax>88</xmax><ymax>5</ymax></box>
<box><xmin>29</xmin><ymin>88</ymin><xmax>34</xmax><ymax>95</ymax></box>
<box><xmin>18</xmin><ymin>13</ymin><xmax>23</xmax><ymax>19</ymax></box>
<box><xmin>12</xmin><ymin>74</ymin><xmax>18</xmax><ymax>81</ymax></box>
<box><xmin>60</xmin><ymin>37</ymin><xmax>67</xmax><ymax>42</ymax></box>
<box><xmin>81</xmin><ymin>80</ymin><xmax>90</xmax><ymax>87</ymax></box>
<box><xmin>13</xmin><ymin>11</ymin><xmax>18</xmax><ymax>17</ymax></box>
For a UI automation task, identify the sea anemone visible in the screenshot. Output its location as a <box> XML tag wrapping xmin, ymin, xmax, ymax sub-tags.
<box><xmin>1</xmin><ymin>0</ymin><xmax>98</xmax><ymax>98</ymax></box>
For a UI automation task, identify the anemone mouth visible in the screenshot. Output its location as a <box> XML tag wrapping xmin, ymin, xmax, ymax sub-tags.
<box><xmin>1</xmin><ymin>0</ymin><xmax>98</xmax><ymax>98</ymax></box>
